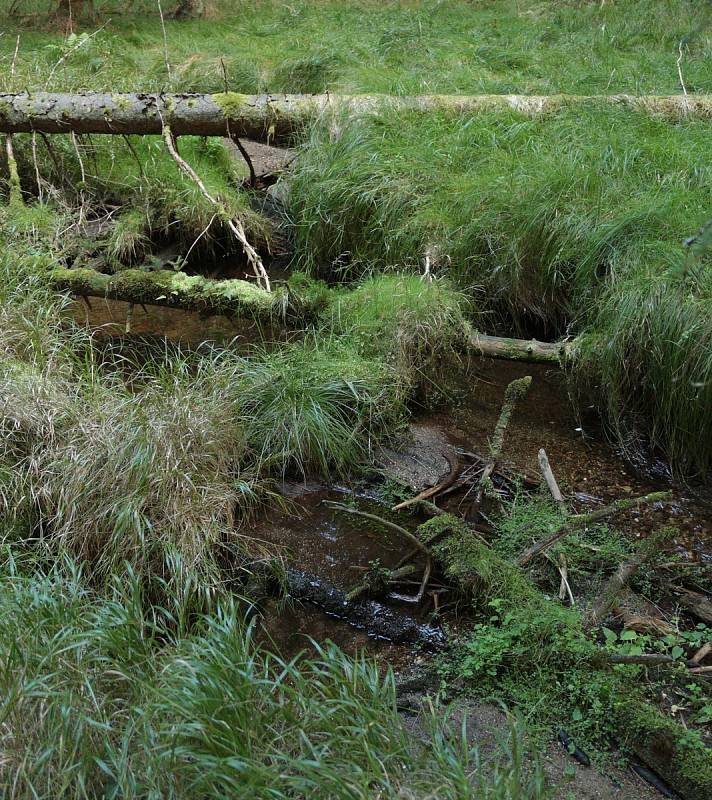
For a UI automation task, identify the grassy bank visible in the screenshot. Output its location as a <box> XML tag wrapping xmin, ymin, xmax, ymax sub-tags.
<box><xmin>0</xmin><ymin>553</ymin><xmax>551</xmax><ymax>799</ymax></box>
<box><xmin>289</xmin><ymin>105</ymin><xmax>712</xmax><ymax>471</ymax></box>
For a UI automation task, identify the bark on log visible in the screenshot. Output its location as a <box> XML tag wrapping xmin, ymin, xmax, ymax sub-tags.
<box><xmin>1</xmin><ymin>93</ymin><xmax>711</xmax><ymax>142</ymax></box>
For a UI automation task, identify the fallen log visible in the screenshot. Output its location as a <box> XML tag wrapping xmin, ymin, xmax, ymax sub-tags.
<box><xmin>468</xmin><ymin>331</ymin><xmax>573</xmax><ymax>364</ymax></box>
<box><xmin>49</xmin><ymin>266</ymin><xmax>278</xmax><ymax>318</ymax></box>
<box><xmin>285</xmin><ymin>568</ymin><xmax>446</xmax><ymax>649</ymax></box>
<box><xmin>1</xmin><ymin>93</ymin><xmax>711</xmax><ymax>142</ymax></box>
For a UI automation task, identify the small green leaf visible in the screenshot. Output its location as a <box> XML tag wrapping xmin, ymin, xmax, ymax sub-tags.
<box><xmin>572</xmin><ymin>708</ymin><xmax>583</xmax><ymax>722</ymax></box>
<box><xmin>620</xmin><ymin>630</ymin><xmax>637</xmax><ymax>641</ymax></box>
<box><xmin>602</xmin><ymin>627</ymin><xmax>617</xmax><ymax>644</ymax></box>
<box><xmin>671</xmin><ymin>646</ymin><xmax>684</xmax><ymax>659</ymax></box>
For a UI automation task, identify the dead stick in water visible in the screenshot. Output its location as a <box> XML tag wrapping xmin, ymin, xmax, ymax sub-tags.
<box><xmin>322</xmin><ymin>501</ymin><xmax>432</xmax><ymax>558</ymax></box>
<box><xmin>467</xmin><ymin>376</ymin><xmax>532</xmax><ymax>514</ymax></box>
<box><xmin>538</xmin><ymin>448</ymin><xmax>567</xmax><ymax>513</ymax></box>
<box><xmin>516</xmin><ymin>491</ymin><xmax>671</xmax><ymax>568</ymax></box>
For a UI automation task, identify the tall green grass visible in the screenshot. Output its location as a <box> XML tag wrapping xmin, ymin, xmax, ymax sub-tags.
<box><xmin>0</xmin><ymin>554</ymin><xmax>550</xmax><ymax>799</ymax></box>
<box><xmin>2</xmin><ymin>1</ymin><xmax>711</xmax><ymax>95</ymax></box>
<box><xmin>0</xmin><ymin>208</ymin><xmax>408</xmax><ymax>598</ymax></box>
<box><xmin>289</xmin><ymin>105</ymin><xmax>712</xmax><ymax>471</ymax></box>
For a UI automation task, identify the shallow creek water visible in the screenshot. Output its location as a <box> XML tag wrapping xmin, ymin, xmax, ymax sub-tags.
<box><xmin>74</xmin><ymin>299</ymin><xmax>711</xmax><ymax>657</ymax></box>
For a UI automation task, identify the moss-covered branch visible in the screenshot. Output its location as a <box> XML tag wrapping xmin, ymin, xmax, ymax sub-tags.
<box><xmin>49</xmin><ymin>266</ymin><xmax>278</xmax><ymax>318</ymax></box>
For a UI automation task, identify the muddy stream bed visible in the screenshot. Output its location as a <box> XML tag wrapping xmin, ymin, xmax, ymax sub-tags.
<box><xmin>74</xmin><ymin>299</ymin><xmax>711</xmax><ymax>799</ymax></box>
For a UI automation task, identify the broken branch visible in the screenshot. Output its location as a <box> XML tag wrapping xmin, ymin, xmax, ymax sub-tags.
<box><xmin>162</xmin><ymin>123</ymin><xmax>270</xmax><ymax>291</ymax></box>
<box><xmin>516</xmin><ymin>491</ymin><xmax>671</xmax><ymax>568</ymax></box>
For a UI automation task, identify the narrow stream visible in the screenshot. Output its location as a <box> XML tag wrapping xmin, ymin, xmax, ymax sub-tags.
<box><xmin>73</xmin><ymin>299</ymin><xmax>711</xmax><ymax>658</ymax></box>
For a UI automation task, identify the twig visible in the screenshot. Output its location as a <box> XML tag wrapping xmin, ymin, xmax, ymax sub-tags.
<box><xmin>161</xmin><ymin>123</ymin><xmax>270</xmax><ymax>291</ymax></box>
<box><xmin>70</xmin><ymin>130</ymin><xmax>87</xmax><ymax>225</ymax></box>
<box><xmin>31</xmin><ymin>132</ymin><xmax>43</xmax><ymax>203</ymax></box>
<box><xmin>121</xmin><ymin>134</ymin><xmax>145</xmax><ymax>178</ymax></box>
<box><xmin>47</xmin><ymin>19</ymin><xmax>111</xmax><ymax>84</ymax></box>
<box><xmin>221</xmin><ymin>57</ymin><xmax>256</xmax><ymax>187</ymax></box>
<box><xmin>11</xmin><ymin>34</ymin><xmax>20</xmax><ymax>81</ymax></box>
<box><xmin>392</xmin><ymin>452</ymin><xmax>461</xmax><ymax>511</ymax></box>
<box><xmin>538</xmin><ymin>448</ymin><xmax>567</xmax><ymax>513</ymax></box>
<box><xmin>183</xmin><ymin>212</ymin><xmax>217</xmax><ymax>264</ymax></box>
<box><xmin>558</xmin><ymin>553</ymin><xmax>574</xmax><ymax>606</ymax></box>
<box><xmin>4</xmin><ymin>134</ymin><xmax>22</xmax><ymax>205</ymax></box>
<box><xmin>517</xmin><ymin>491</ymin><xmax>671</xmax><ymax>568</ymax></box>
<box><xmin>677</xmin><ymin>40</ymin><xmax>688</xmax><ymax>103</ymax></box>
<box><xmin>322</xmin><ymin>501</ymin><xmax>431</xmax><ymax>558</ymax></box>
<box><xmin>125</xmin><ymin>302</ymin><xmax>134</xmax><ymax>334</ymax></box>
<box><xmin>156</xmin><ymin>1</ymin><xmax>172</xmax><ymax>86</ymax></box>
<box><xmin>415</xmin><ymin>556</ymin><xmax>432</xmax><ymax>603</ymax></box>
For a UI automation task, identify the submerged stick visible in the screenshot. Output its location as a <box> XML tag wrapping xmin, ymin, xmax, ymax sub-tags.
<box><xmin>392</xmin><ymin>451</ymin><xmax>461</xmax><ymax>511</ymax></box>
<box><xmin>322</xmin><ymin>501</ymin><xmax>431</xmax><ymax>558</ymax></box>
<box><xmin>516</xmin><ymin>491</ymin><xmax>671</xmax><ymax>568</ymax></box>
<box><xmin>538</xmin><ymin>448</ymin><xmax>567</xmax><ymax>513</ymax></box>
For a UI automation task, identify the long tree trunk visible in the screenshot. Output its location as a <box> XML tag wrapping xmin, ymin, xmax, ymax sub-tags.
<box><xmin>0</xmin><ymin>93</ymin><xmax>710</xmax><ymax>143</ymax></box>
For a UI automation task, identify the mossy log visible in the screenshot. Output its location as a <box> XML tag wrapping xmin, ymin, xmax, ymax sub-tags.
<box><xmin>1</xmin><ymin>93</ymin><xmax>711</xmax><ymax>143</ymax></box>
<box><xmin>49</xmin><ymin>266</ymin><xmax>279</xmax><ymax>318</ymax></box>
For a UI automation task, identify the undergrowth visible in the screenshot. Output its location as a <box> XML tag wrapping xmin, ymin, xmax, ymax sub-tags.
<box><xmin>0</xmin><ymin>554</ymin><xmax>550</xmax><ymax>799</ymax></box>
<box><xmin>3</xmin><ymin>1</ymin><xmax>711</xmax><ymax>95</ymax></box>
<box><xmin>0</xmin><ymin>210</ymin><xmax>406</xmax><ymax>602</ymax></box>
<box><xmin>429</xmin><ymin>510</ymin><xmax>712</xmax><ymax>792</ymax></box>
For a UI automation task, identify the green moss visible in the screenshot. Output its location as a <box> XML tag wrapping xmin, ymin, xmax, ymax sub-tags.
<box><xmin>617</xmin><ymin>700</ymin><xmax>712</xmax><ymax>800</ymax></box>
<box><xmin>212</xmin><ymin>92</ymin><xmax>252</xmax><ymax>117</ymax></box>
<box><xmin>418</xmin><ymin>514</ymin><xmax>537</xmax><ymax>606</ymax></box>
<box><xmin>48</xmin><ymin>267</ymin><xmax>276</xmax><ymax>317</ymax></box>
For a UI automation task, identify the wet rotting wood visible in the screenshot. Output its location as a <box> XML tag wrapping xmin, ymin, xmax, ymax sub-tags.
<box><xmin>2</xmin><ymin>93</ymin><xmax>711</xmax><ymax>142</ymax></box>
<box><xmin>285</xmin><ymin>568</ymin><xmax>446</xmax><ymax>649</ymax></box>
<box><xmin>585</xmin><ymin>529</ymin><xmax>673</xmax><ymax>629</ymax></box>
